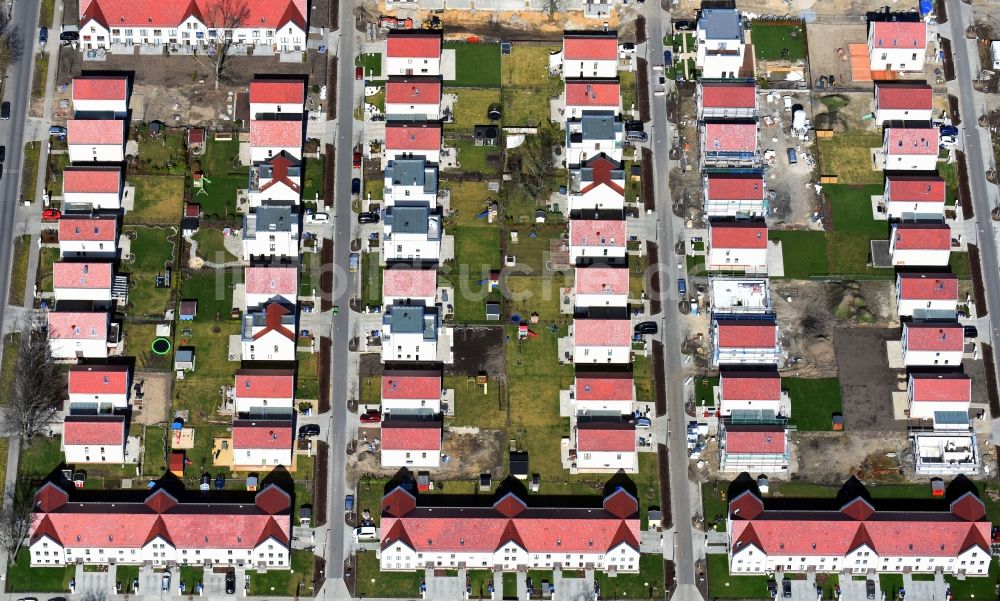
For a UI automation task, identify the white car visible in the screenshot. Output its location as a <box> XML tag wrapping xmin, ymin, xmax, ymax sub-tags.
<box><xmin>307</xmin><ymin>212</ymin><xmax>330</xmax><ymax>224</ymax></box>
<box><xmin>354</xmin><ymin>525</ymin><xmax>377</xmax><ymax>541</ymax></box>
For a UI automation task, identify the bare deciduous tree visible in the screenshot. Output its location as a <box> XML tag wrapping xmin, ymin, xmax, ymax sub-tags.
<box><xmin>0</xmin><ymin>486</ymin><xmax>36</xmax><ymax>560</ymax></box>
<box><xmin>507</xmin><ymin>125</ymin><xmax>560</xmax><ymax>199</ymax></box>
<box><xmin>0</xmin><ymin>9</ymin><xmax>24</xmax><ymax>71</ymax></box>
<box><xmin>206</xmin><ymin>0</ymin><xmax>251</xmax><ymax>90</ymax></box>
<box><xmin>7</xmin><ymin>320</ymin><xmax>63</xmax><ymax>443</ymax></box>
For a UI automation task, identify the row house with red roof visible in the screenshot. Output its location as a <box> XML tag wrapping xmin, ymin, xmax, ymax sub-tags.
<box><xmin>67</xmin><ymin>118</ymin><xmax>126</xmax><ymax>163</ymax></box>
<box><xmin>77</xmin><ymin>0</ymin><xmax>307</xmax><ymax>53</ymax></box>
<box><xmin>52</xmin><ymin>261</ymin><xmax>115</xmax><ymax>307</ymax></box>
<box><xmin>883</xmin><ymin>125</ymin><xmax>939</xmax><ymax>172</ymax></box>
<box><xmin>28</xmin><ymin>482</ymin><xmax>293</xmax><ymax>568</ymax></box>
<box><xmin>62</xmin><ymin>364</ymin><xmax>133</xmax><ymax>464</ymax></box>
<box><xmin>381</xmin><ymin>370</ymin><xmax>444</xmax><ymax>415</ymax></box>
<box><xmin>719</xmin><ymin>424</ymin><xmax>788</xmax><ymax>472</ymax></box>
<box><xmin>874</xmin><ymin>82</ymin><xmax>933</xmax><ymax>126</ymax></box>
<box><xmin>558</xmin><ymin>32</ymin><xmax>619</xmax><ymax>79</ymax></box>
<box><xmin>697</xmin><ymin>81</ymin><xmax>758</xmax><ymax>121</ymax></box>
<box><xmin>868</xmin><ymin>18</ymin><xmax>928</xmax><ymax>73</ymax></box>
<box><xmin>378</xmin><ymin>486</ymin><xmax>641</xmax><ymax>573</ymax></box>
<box><xmin>726</xmin><ymin>484</ymin><xmax>992</xmax><ymax>575</ymax></box>
<box><xmin>62</xmin><ymin>166</ymin><xmax>125</xmax><ymax>211</ymax></box>
<box><xmin>380</xmin><ymin>421</ymin><xmax>442</xmax><ymax>468</ymax></box>
<box><xmin>233</xmin><ymin>419</ymin><xmax>294</xmax><ymax>467</ymax></box>
<box><xmin>72</xmin><ymin>75</ymin><xmax>130</xmax><ymax>116</ymax></box>
<box><xmin>58</xmin><ymin>215</ymin><xmax>118</xmax><ymax>259</ymax></box>
<box><xmin>707</xmin><ymin>220</ymin><xmax>768</xmax><ymax>273</ymax></box>
<box><xmin>386</xmin><ymin>31</ymin><xmax>442</xmax><ymax>77</ymax></box>
<box><xmin>249</xmin><ymin>80</ymin><xmax>306</xmax><ymax>118</ymax></box>
<box><xmin>385</xmin><ymin>122</ymin><xmax>442</xmax><ymax>165</ymax></box>
<box><xmin>564</xmin><ymin>80</ymin><xmax>621</xmax><ymax>120</ymax></box>
<box><xmin>241</xmin><ymin>301</ymin><xmax>297</xmax><ymax>362</ymax></box>
<box><xmin>574</xmin><ymin>265</ymin><xmax>628</xmax><ymax>309</ymax></box>
<box><xmin>895</xmin><ymin>272</ymin><xmax>958</xmax><ymax>318</ymax></box>
<box><xmin>47</xmin><ymin>310</ymin><xmax>120</xmax><ymax>359</ymax></box>
<box><xmin>703</xmin><ymin>173</ymin><xmax>767</xmax><ymax>219</ymax></box>
<box><xmin>249</xmin><ymin>117</ymin><xmax>304</xmax><ymax>165</ymax></box>
<box><xmin>883</xmin><ymin>174</ymin><xmax>946</xmax><ymax>221</ymax></box>
<box><xmin>907</xmin><ymin>373</ymin><xmax>971</xmax><ymax>421</ymax></box>
<box><xmin>701</xmin><ymin>120</ymin><xmax>760</xmax><ymax>169</ymax></box>
<box><xmin>712</xmin><ymin>318</ymin><xmax>781</xmax><ymax>366</ymax></box>
<box><xmin>233</xmin><ymin>369</ymin><xmax>295</xmax><ymax>414</ymax></box>
<box><xmin>889</xmin><ymin>222</ymin><xmax>951</xmax><ymax>267</ymax></box>
<box><xmin>243</xmin><ymin>265</ymin><xmax>299</xmax><ymax>310</ymax></box>
<box><xmin>385</xmin><ymin>77</ymin><xmax>442</xmax><ymax>121</ymax></box>
<box><xmin>907</xmin><ymin>372</ymin><xmax>980</xmax><ymax>474</ymax></box>
<box><xmin>571</xmin><ymin>319</ymin><xmax>632</xmax><ymax>365</ymax></box>
<box><xmin>569</xmin><ymin>372</ymin><xmax>635</xmax><ymax>415</ymax></box>
<box><xmin>569</xmin><ymin>219</ymin><xmax>627</xmax><ymax>264</ymax></box>
<box><xmin>717</xmin><ymin>367</ymin><xmax>783</xmax><ymax>417</ymax></box>
<box><xmin>901</xmin><ymin>321</ymin><xmax>964</xmax><ymax>367</ymax></box>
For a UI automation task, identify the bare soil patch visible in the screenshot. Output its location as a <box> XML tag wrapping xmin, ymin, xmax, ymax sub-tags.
<box><xmin>132</xmin><ymin>371</ymin><xmax>173</xmax><ymax>425</ymax></box>
<box><xmin>448</xmin><ymin>326</ymin><xmax>506</xmax><ymax>376</ymax></box>
<box><xmin>349</xmin><ymin>430</ymin><xmax>503</xmax><ymax>479</ymax></box>
<box><xmin>832</xmin><ymin>327</ymin><xmax>902</xmax><ymax>432</ymax></box>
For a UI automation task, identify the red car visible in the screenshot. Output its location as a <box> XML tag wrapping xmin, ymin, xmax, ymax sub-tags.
<box><xmin>360</xmin><ymin>410</ymin><xmax>381</xmax><ymax>424</ymax></box>
<box><xmin>42</xmin><ymin>209</ymin><xmax>61</xmax><ymax>221</ymax></box>
<box><xmin>353</xmin><ymin>151</ymin><xmax>362</xmax><ymax>169</ymax></box>
<box><xmin>355</xmin><ymin>66</ymin><xmax>363</xmax><ymax>80</ymax></box>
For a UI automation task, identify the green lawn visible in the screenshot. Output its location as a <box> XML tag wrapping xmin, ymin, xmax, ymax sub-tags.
<box><xmin>441</xmin><ymin>226</ymin><xmax>501</xmax><ymax>324</ymax></box>
<box><xmin>361</xmin><ymin>252</ymin><xmax>382</xmax><ymax>308</ymax></box>
<box><xmin>21</xmin><ymin>142</ymin><xmax>41</xmax><ymax>201</ymax></box>
<box><xmin>123</xmin><ymin>226</ymin><xmax>177</xmax><ymax>319</ymax></box>
<box><xmin>447</xmin><ymin>372</ymin><xmax>505</xmax><ymax>429</ymax></box>
<box><xmin>467</xmin><ymin>570</ymin><xmax>494</xmax><ymax>598</ymax></box>
<box><xmin>751</xmin><ymin>21</ymin><xmax>808</xmax><ymax>60</ymax></box>
<box><xmin>248</xmin><ymin>550</ymin><xmax>314</xmax><ymax>596</ymax></box>
<box><xmin>950</xmin><ymin>252</ymin><xmax>971</xmax><ymax>280</ymax></box>
<box><xmin>451</xmin><ymin>140</ymin><xmax>498</xmax><ymax>175</ymax></box>
<box><xmin>446</xmin><ymin>87</ymin><xmax>500</xmax><ymax>132</ymax></box>
<box><xmin>180</xmin><ymin>268</ymin><xmax>239</xmax><ymax>321</ymax></box>
<box><xmin>946</xmin><ymin>557</ymin><xmax>999</xmax><ymax>600</ymax></box>
<box><xmin>136</xmin><ymin>128</ymin><xmax>187</xmax><ymax>175</ymax></box>
<box><xmin>144</xmin><ymin>425</ymin><xmax>168</xmax><ymax>476</ymax></box>
<box><xmin>5</xmin><ymin>549</ymin><xmax>73</xmax><ymax>593</ymax></box>
<box><xmin>126</xmin><ymin>175</ymin><xmax>185</xmax><ymax>225</ymax></box>
<box><xmin>768</xmin><ymin>230</ymin><xmax>828</xmax><ymax>279</ymax></box>
<box><xmin>356</xmin><ymin>52</ymin><xmax>382</xmax><ymax>78</ymax></box>
<box><xmin>826</xmin><ymin>184</ymin><xmax>889</xmax><ymax>277</ymax></box>
<box><xmin>171</xmin><ymin>322</ymin><xmax>241</xmax><ymax>422</ymax></box>
<box><xmin>31</xmin><ymin>53</ymin><xmax>48</xmax><ymax>100</ymax></box>
<box><xmin>0</xmin><ymin>333</ymin><xmax>18</xmax><ymax>405</ymax></box>
<box><xmin>594</xmin><ymin>555</ymin><xmax>665</xmax><ymax>600</ymax></box>
<box><xmin>505</xmin><ymin>275</ymin><xmax>565</xmax><ymax>322</ymax></box>
<box><xmin>179</xmin><ymin>566</ymin><xmax>205</xmax><ymax>592</ymax></box>
<box><xmin>7</xmin><ymin>235</ymin><xmax>30</xmax><ymax>306</ymax></box>
<box><xmin>707</xmin><ymin>554</ymin><xmax>770</xmax><ymax>599</ymax></box>
<box><xmin>445</xmin><ymin>42</ymin><xmax>501</xmax><ymax>87</ymax></box>
<box><xmin>442</xmin><ymin>180</ymin><xmax>497</xmax><ymax>227</ymax></box>
<box><xmin>354</xmin><ymin>551</ymin><xmax>423</xmax><ymax>598</ymax></box>
<box><xmin>37</xmin><ymin>246</ymin><xmax>60</xmax><ymax>293</ymax></box>
<box><xmin>500</xmin><ymin>45</ymin><xmax>562</xmax><ymax>128</ymax></box>
<box><xmin>502</xmin><ymin>572</ymin><xmax>517</xmax><ymax>598</ymax></box>
<box><xmin>297</xmin><ymin>351</ymin><xmax>321</xmax><ymax>400</ymax></box>
<box><xmin>620</xmin><ymin>69</ymin><xmax>638</xmax><ymax>115</ymax></box>
<box><xmin>879</xmin><ymin>573</ymin><xmax>904</xmax><ymax>599</ymax></box>
<box><xmin>18</xmin><ymin>435</ymin><xmax>63</xmax><ymax>479</ymax></box>
<box><xmin>694</xmin><ymin>376</ymin><xmax>719</xmax><ymax>407</ymax></box>
<box><xmin>817</xmin><ymin>132</ymin><xmax>883</xmax><ymax>184</ymax></box>
<box><xmin>785</xmin><ymin>378</ymin><xmax>843</xmax><ymax>431</ymax></box>
<box><xmin>195</xmin><ymin>138</ymin><xmax>244</xmax><ymax>220</ymax></box>
<box><xmin>123</xmin><ymin>323</ymin><xmax>173</xmax><ymax>370</ymax></box>
<box><xmin>44</xmin><ymin>151</ymin><xmax>71</xmax><ymax>196</ymax></box>
<box><xmin>116</xmin><ymin>565</ymin><xmax>140</xmax><ymax>589</ymax></box>
<box><xmin>193</xmin><ymin>227</ymin><xmax>238</xmax><ymax>263</ymax></box>
<box><xmin>939</xmin><ymin>162</ymin><xmax>960</xmax><ymax>206</ymax></box>
<box><xmin>302</xmin><ymin>156</ymin><xmax>325</xmax><ymax>203</ymax></box>
<box><xmin>633</xmin><ymin>355</ymin><xmax>655</xmax><ymax>406</ymax></box>
<box><xmin>702</xmin><ymin>481</ymin><xmax>729</xmax><ymax>531</ymax></box>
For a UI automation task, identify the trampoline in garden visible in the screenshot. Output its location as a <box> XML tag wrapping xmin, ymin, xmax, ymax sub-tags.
<box><xmin>151</xmin><ymin>337</ymin><xmax>172</xmax><ymax>355</ymax></box>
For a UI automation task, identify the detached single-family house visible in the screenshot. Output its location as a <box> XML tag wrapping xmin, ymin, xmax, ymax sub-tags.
<box><xmin>72</xmin><ymin>75</ymin><xmax>129</xmax><ymax>116</ymax></box>
<box><xmin>566</xmin><ymin>111</ymin><xmax>624</xmax><ymax>166</ymax></box>
<box><xmin>907</xmin><ymin>373</ymin><xmax>972</xmax><ymax>421</ymax></box>
<box><xmin>569</xmin><ymin>153</ymin><xmax>625</xmax><ymax>213</ymax></box>
<box><xmin>890</xmin><ymin>223</ymin><xmax>951</xmax><ymax>267</ymax></box>
<box><xmin>67</xmin><ymin>119</ymin><xmax>125</xmax><ymax>163</ymax></box>
<box><xmin>701</xmin><ymin>120</ymin><xmax>759</xmax><ymax>168</ymax></box>
<box><xmin>249</xmin><ymin>118</ymin><xmax>303</xmax><ymax>163</ymax></box>
<box><xmin>874</xmin><ymin>82</ymin><xmax>933</xmax><ymax>126</ymax></box>
<box><xmin>384</xmin><ymin>158</ymin><xmax>438</xmax><ymax>207</ymax></box>
<box><xmin>53</xmin><ymin>261</ymin><xmax>114</xmax><ymax>306</ymax></box>
<box><xmin>572</xmin><ymin>373</ymin><xmax>635</xmax><ymax>414</ymax></box>
<box><xmin>381</xmin><ymin>370</ymin><xmax>442</xmax><ymax>414</ymax></box>
<box><xmin>564</xmin><ymin>80</ymin><xmax>621</xmax><ymax>119</ymax></box>
<box><xmin>562</xmin><ymin>32</ymin><xmax>619</xmax><ymax>79</ymax></box>
<box><xmin>896</xmin><ymin>272</ymin><xmax>958</xmax><ymax>318</ymax></box>
<box><xmin>62</xmin><ymin>415</ymin><xmax>127</xmax><ymax>464</ymax></box>
<box><xmin>232</xmin><ymin>419</ymin><xmax>294</xmax><ymax>468</ymax></box>
<box><xmin>868</xmin><ymin>19</ymin><xmax>927</xmax><ymax>72</ymax></box>
<box><xmin>48</xmin><ymin>310</ymin><xmax>116</xmax><ymax>359</ymax></box>
<box><xmin>697</xmin><ymin>81</ymin><xmax>758</xmax><ymax>120</ymax></box>
<box><xmin>58</xmin><ymin>216</ymin><xmax>118</xmax><ymax>259</ymax></box>
<box><xmin>902</xmin><ymin>321</ymin><xmax>964</xmax><ymax>367</ymax></box>
<box><xmin>572</xmin><ymin>319</ymin><xmax>631</xmax><ymax>364</ymax></box>
<box><xmin>242</xmin><ymin>206</ymin><xmax>300</xmax><ymax>261</ymax></box>
<box><xmin>248</xmin><ymin>79</ymin><xmax>305</xmax><ymax>117</ymax></box>
<box><xmin>712</xmin><ymin>318</ymin><xmax>781</xmax><ymax>366</ymax></box>
<box><xmin>569</xmin><ymin>219</ymin><xmax>627</xmax><ymax>263</ymax></box>
<box><xmin>67</xmin><ymin>364</ymin><xmax>130</xmax><ymax>410</ymax></box>
<box><xmin>575</xmin><ymin>421</ymin><xmax>637</xmax><ymax>473</ymax></box>
<box><xmin>386</xmin><ymin>31</ymin><xmax>442</xmax><ymax>77</ymax></box>
<box><xmin>233</xmin><ymin>369</ymin><xmax>295</xmax><ymax>414</ymax></box>
<box><xmin>241</xmin><ymin>302</ymin><xmax>297</xmax><ymax>362</ymax></box>
<box><xmin>380</xmin><ymin>419</ymin><xmax>442</xmax><ymax>468</ymax></box>
<box><xmin>718</xmin><ymin>367</ymin><xmax>782</xmax><ymax>417</ymax></box>
<box><xmin>247</xmin><ymin>152</ymin><xmax>302</xmax><ymax>207</ymax></box>
<box><xmin>703</xmin><ymin>173</ymin><xmax>767</xmax><ymax>218</ymax></box>
<box><xmin>719</xmin><ymin>424</ymin><xmax>789</xmax><ymax>473</ymax></box>
<box><xmin>574</xmin><ymin>265</ymin><xmax>629</xmax><ymax>309</ymax></box>
<box><xmin>707</xmin><ymin>220</ymin><xmax>768</xmax><ymax>273</ymax></box>
<box><xmin>244</xmin><ymin>265</ymin><xmax>299</xmax><ymax>309</ymax></box>
<box><xmin>382</xmin><ymin>205</ymin><xmax>442</xmax><ymax>262</ymax></box>
<box><xmin>381</xmin><ymin>304</ymin><xmax>445</xmax><ymax>363</ymax></box>
<box><xmin>883</xmin><ymin>126</ymin><xmax>939</xmax><ymax>172</ymax></box>
<box><xmin>385</xmin><ymin>77</ymin><xmax>442</xmax><ymax>121</ymax></box>
<box><xmin>382</xmin><ymin>266</ymin><xmax>437</xmax><ymax>306</ymax></box>
<box><xmin>696</xmin><ymin>8</ymin><xmax>746</xmax><ymax>79</ymax></box>
<box><xmin>385</xmin><ymin>123</ymin><xmax>441</xmax><ymax>163</ymax></box>
<box><xmin>62</xmin><ymin>166</ymin><xmax>124</xmax><ymax>210</ymax></box>
<box><xmin>884</xmin><ymin>174</ymin><xmax>946</xmax><ymax>220</ymax></box>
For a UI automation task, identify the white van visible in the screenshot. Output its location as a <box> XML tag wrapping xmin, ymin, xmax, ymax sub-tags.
<box><xmin>354</xmin><ymin>526</ymin><xmax>377</xmax><ymax>542</ymax></box>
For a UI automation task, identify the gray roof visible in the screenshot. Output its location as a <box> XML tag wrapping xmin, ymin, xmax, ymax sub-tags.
<box><xmin>580</xmin><ymin>111</ymin><xmax>619</xmax><ymax>141</ymax></box>
<box><xmin>385</xmin><ymin>205</ymin><xmax>442</xmax><ymax>240</ymax></box>
<box><xmin>246</xmin><ymin>205</ymin><xmax>295</xmax><ymax>236</ymax></box>
<box><xmin>699</xmin><ymin>8</ymin><xmax>743</xmax><ymax>41</ymax></box>
<box><xmin>387</xmin><ymin>159</ymin><xmax>437</xmax><ymax>196</ymax></box>
<box><xmin>386</xmin><ymin>304</ymin><xmax>439</xmax><ymax>340</ymax></box>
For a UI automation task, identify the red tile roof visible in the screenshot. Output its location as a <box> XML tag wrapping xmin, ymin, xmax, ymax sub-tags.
<box><xmin>904</xmin><ymin>322</ymin><xmax>963</xmax><ymax>352</ymax></box>
<box><xmin>575</xmin><ymin>266</ymin><xmax>629</xmax><ymax>295</ymax></box>
<box><xmin>885</xmin><ymin>127</ymin><xmax>939</xmax><ymax>155</ymax></box>
<box><xmin>897</xmin><ymin>273</ymin><xmax>958</xmax><ymax>301</ymax></box>
<box><xmin>67</xmin><ymin>119</ymin><xmax>125</xmax><ymax>145</ymax></box>
<box><xmin>257</xmin><ymin>153</ymin><xmax>301</xmax><ymax>194</ymax></box>
<box><xmin>886</xmin><ymin>175</ymin><xmax>945</xmax><ymax>203</ymax></box>
<box><xmin>234</xmin><ymin>369</ymin><xmax>294</xmax><ymax>399</ymax></box>
<box><xmin>876</xmin><ymin>82</ymin><xmax>933</xmax><ymax>111</ymax></box>
<box><xmin>385</xmin><ymin>123</ymin><xmax>441</xmax><ymax>152</ymax></box>
<box><xmin>574</xmin><ymin>319</ymin><xmax>632</xmax><ymax>347</ymax></box>
<box><xmin>382</xmin><ymin>267</ymin><xmax>437</xmax><ymax>299</ymax></box>
<box><xmin>250</xmin><ymin>118</ymin><xmax>303</xmax><ymax>148</ymax></box>
<box><xmin>910</xmin><ymin>373</ymin><xmax>972</xmax><ymax>403</ymax></box>
<box><xmin>381</xmin><ymin>421</ymin><xmax>442</xmax><ymax>450</ymax></box>
<box><xmin>892</xmin><ymin>223</ymin><xmax>951</xmax><ymax>250</ymax></box>
<box><xmin>720</xmin><ymin>370</ymin><xmax>781</xmax><ymax>401</ymax></box>
<box><xmin>564</xmin><ymin>35</ymin><xmax>619</xmax><ymax>60</ymax></box>
<box><xmin>59</xmin><ymin>216</ymin><xmax>117</xmax><ymax>242</ymax></box>
<box><xmin>565</xmin><ymin>80</ymin><xmax>620</xmax><ymax>108</ymax></box>
<box><xmin>232</xmin><ymin>420</ymin><xmax>293</xmax><ymax>450</ymax></box>
<box><xmin>244</xmin><ymin>266</ymin><xmax>298</xmax><ymax>297</ymax></box>
<box><xmin>871</xmin><ymin>21</ymin><xmax>927</xmax><ymax>49</ymax></box>
<box><xmin>701</xmin><ymin>82</ymin><xmax>757</xmax><ymax>109</ymax></box>
<box><xmin>386</xmin><ymin>32</ymin><xmax>441</xmax><ymax>58</ymax></box>
<box><xmin>710</xmin><ymin>221</ymin><xmax>768</xmax><ymax>249</ymax></box>
<box><xmin>249</xmin><ymin>80</ymin><xmax>305</xmax><ymax>106</ymax></box>
<box><xmin>577</xmin><ymin>422</ymin><xmax>635</xmax><ymax>452</ymax></box>
<box><xmin>579</xmin><ymin>155</ymin><xmax>625</xmax><ymax>195</ymax></box>
<box><xmin>706</xmin><ymin>174</ymin><xmax>766</xmax><ymax>200</ymax></box>
<box><xmin>716</xmin><ymin>320</ymin><xmax>778</xmax><ymax>349</ymax></box>
<box><xmin>47</xmin><ymin>311</ymin><xmax>109</xmax><ymax>340</ymax></box>
<box><xmin>53</xmin><ymin>261</ymin><xmax>114</xmax><ymax>290</ymax></box>
<box><xmin>703</xmin><ymin>122</ymin><xmax>757</xmax><ymax>152</ymax></box>
<box><xmin>575</xmin><ymin>373</ymin><xmax>634</xmax><ymax>402</ymax></box>
<box><xmin>725</xmin><ymin>426</ymin><xmax>785</xmax><ymax>454</ymax></box>
<box><xmin>62</xmin><ymin>167</ymin><xmax>122</xmax><ymax>194</ymax></box>
<box><xmin>79</xmin><ymin>0</ymin><xmax>306</xmax><ymax>30</ymax></box>
<box><xmin>385</xmin><ymin>78</ymin><xmax>442</xmax><ymax>104</ymax></box>
<box><xmin>72</xmin><ymin>76</ymin><xmax>128</xmax><ymax>102</ymax></box>
<box><xmin>252</xmin><ymin>302</ymin><xmax>296</xmax><ymax>342</ymax></box>
<box><xmin>570</xmin><ymin>219</ymin><xmax>626</xmax><ymax>247</ymax></box>
<box><xmin>381</xmin><ymin>371</ymin><xmax>442</xmax><ymax>400</ymax></box>
<box><xmin>63</xmin><ymin>415</ymin><xmax>125</xmax><ymax>445</ymax></box>
<box><xmin>69</xmin><ymin>364</ymin><xmax>129</xmax><ymax>395</ymax></box>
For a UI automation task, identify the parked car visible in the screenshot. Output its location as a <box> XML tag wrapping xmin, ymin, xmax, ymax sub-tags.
<box><xmin>626</xmin><ymin>129</ymin><xmax>648</xmax><ymax>142</ymax></box>
<box><xmin>354</xmin><ymin>526</ymin><xmax>377</xmax><ymax>541</ymax></box>
<box><xmin>625</xmin><ymin>120</ymin><xmax>644</xmax><ymax>132</ymax></box>
<box><xmin>306</xmin><ymin>211</ymin><xmax>329</xmax><ymax>224</ymax></box>
<box><xmin>49</xmin><ymin>126</ymin><xmax>67</xmax><ymax>136</ymax></box>
<box><xmin>634</xmin><ymin>321</ymin><xmax>658</xmax><ymax>335</ymax></box>
<box><xmin>964</xmin><ymin>325</ymin><xmax>979</xmax><ymax>339</ymax></box>
<box><xmin>782</xmin><ymin>579</ymin><xmax>791</xmax><ymax>599</ymax></box>
<box><xmin>619</xmin><ymin>43</ymin><xmax>636</xmax><ymax>55</ymax></box>
<box><xmin>866</xmin><ymin>579</ymin><xmax>876</xmax><ymax>599</ymax></box>
<box><xmin>357</xmin><ymin>212</ymin><xmax>380</xmax><ymax>225</ymax></box>
<box><xmin>298</xmin><ymin>424</ymin><xmax>321</xmax><ymax>438</ymax></box>
<box><xmin>1</xmin><ymin>102</ymin><xmax>10</xmax><ymax>120</ymax></box>
<box><xmin>939</xmin><ymin>135</ymin><xmax>957</xmax><ymax>147</ymax></box>
<box><xmin>786</xmin><ymin>147</ymin><xmax>798</xmax><ymax>164</ymax></box>
<box><xmin>225</xmin><ymin>572</ymin><xmax>236</xmax><ymax>595</ymax></box>
<box><xmin>353</xmin><ymin>151</ymin><xmax>362</xmax><ymax>169</ymax></box>
<box><xmin>0</xmin><ymin>145</ymin><xmax>6</xmax><ymax>163</ymax></box>
<box><xmin>351</xmin><ymin>177</ymin><xmax>361</xmax><ymax>194</ymax></box>
<box><xmin>635</xmin><ymin>417</ymin><xmax>652</xmax><ymax>428</ymax></box>
<box><xmin>664</xmin><ymin>50</ymin><xmax>672</xmax><ymax>65</ymax></box>
<box><xmin>355</xmin><ymin>66</ymin><xmax>363</xmax><ymax>80</ymax></box>
<box><xmin>940</xmin><ymin>125</ymin><xmax>959</xmax><ymax>137</ymax></box>
<box><xmin>345</xmin><ymin>494</ymin><xmax>355</xmax><ymax>511</ymax></box>
<box><xmin>39</xmin><ymin>27</ymin><xmax>48</xmax><ymax>46</ymax></box>
<box><xmin>677</xmin><ymin>278</ymin><xmax>687</xmax><ymax>295</ymax></box>
<box><xmin>360</xmin><ymin>410</ymin><xmax>382</xmax><ymax>423</ymax></box>
<box><xmin>42</xmin><ymin>209</ymin><xmax>61</xmax><ymax>221</ymax></box>
<box><xmin>162</xmin><ymin>572</ymin><xmax>171</xmax><ymax>592</ymax></box>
